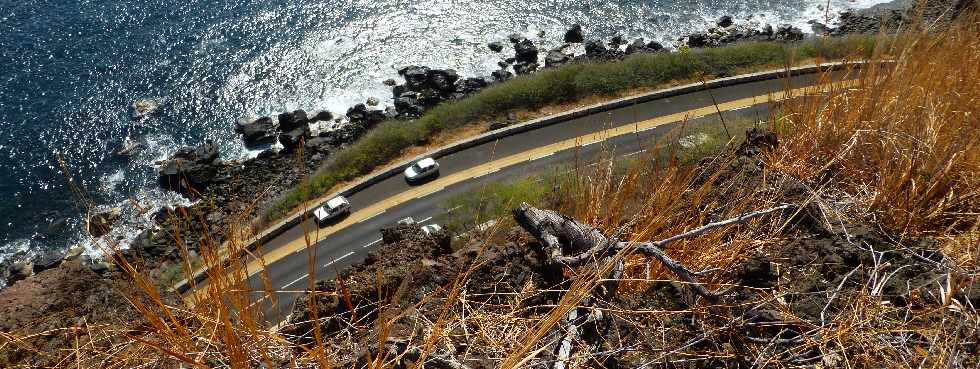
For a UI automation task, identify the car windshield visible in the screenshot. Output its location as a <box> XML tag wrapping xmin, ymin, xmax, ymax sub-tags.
<box><xmin>410</xmin><ymin>163</ymin><xmax>423</xmax><ymax>172</ymax></box>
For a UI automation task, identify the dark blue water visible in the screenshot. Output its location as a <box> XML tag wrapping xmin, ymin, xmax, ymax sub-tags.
<box><xmin>0</xmin><ymin>0</ymin><xmax>884</xmax><ymax>263</ymax></box>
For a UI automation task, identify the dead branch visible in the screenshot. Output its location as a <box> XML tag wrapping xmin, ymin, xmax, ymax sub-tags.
<box><xmin>514</xmin><ymin>202</ymin><xmax>793</xmax><ymax>299</ymax></box>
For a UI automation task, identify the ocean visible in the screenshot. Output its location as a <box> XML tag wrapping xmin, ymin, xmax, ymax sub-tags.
<box><xmin>0</xmin><ymin>0</ymin><xmax>891</xmax><ymax>265</ymax></box>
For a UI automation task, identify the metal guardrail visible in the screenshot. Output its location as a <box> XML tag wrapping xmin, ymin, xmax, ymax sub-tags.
<box><xmin>175</xmin><ymin>61</ymin><xmax>863</xmax><ymax>294</ymax></box>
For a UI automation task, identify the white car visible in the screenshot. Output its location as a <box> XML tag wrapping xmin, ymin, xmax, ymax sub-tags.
<box><xmin>421</xmin><ymin>223</ymin><xmax>442</xmax><ymax>236</ymax></box>
<box><xmin>404</xmin><ymin>157</ymin><xmax>440</xmax><ymax>182</ymax></box>
<box><xmin>313</xmin><ymin>196</ymin><xmax>350</xmax><ymax>225</ymax></box>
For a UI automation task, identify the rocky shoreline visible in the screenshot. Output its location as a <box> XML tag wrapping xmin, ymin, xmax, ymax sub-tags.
<box><xmin>2</xmin><ymin>0</ymin><xmax>971</xmax><ymax>288</ymax></box>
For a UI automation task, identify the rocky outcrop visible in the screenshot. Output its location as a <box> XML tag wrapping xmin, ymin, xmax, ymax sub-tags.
<box><xmin>564</xmin><ymin>24</ymin><xmax>584</xmax><ymax>43</ymax></box>
<box><xmin>487</xmin><ymin>41</ymin><xmax>505</xmax><ymax>52</ymax></box>
<box><xmin>391</xmin><ymin>65</ymin><xmax>464</xmax><ymax>117</ymax></box>
<box><xmin>235</xmin><ymin>116</ymin><xmax>276</xmax><ymax>146</ymax></box>
<box><xmin>512</xmin><ymin>38</ymin><xmax>540</xmax><ymax>75</ymax></box>
<box><xmin>87</xmin><ymin>207</ymin><xmax>121</xmax><ymax>237</ymax></box>
<box><xmin>680</xmin><ymin>21</ymin><xmax>804</xmax><ymax>49</ymax></box>
<box><xmin>832</xmin><ymin>0</ymin><xmax>972</xmax><ymax>35</ymax></box>
<box><xmin>156</xmin><ymin>140</ymin><xmax>224</xmax><ymax>195</ymax></box>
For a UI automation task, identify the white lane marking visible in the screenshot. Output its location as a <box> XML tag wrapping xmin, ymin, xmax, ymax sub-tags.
<box><xmin>624</xmin><ymin>149</ymin><xmax>646</xmax><ymax>157</ymax></box>
<box><xmin>730</xmin><ymin>104</ymin><xmax>752</xmax><ymax>111</ymax></box>
<box><xmin>445</xmin><ymin>205</ymin><xmax>462</xmax><ymax>213</ymax></box>
<box><xmin>582</xmin><ymin>139</ymin><xmax>601</xmax><ymax>147</ymax></box>
<box><xmin>362</xmin><ymin>238</ymin><xmax>383</xmax><ymax>248</ymax></box>
<box><xmin>473</xmin><ymin>168</ymin><xmax>500</xmax><ymax>179</ymax></box>
<box><xmin>418</xmin><ymin>216</ymin><xmax>433</xmax><ymax>224</ymax></box>
<box><xmin>246</xmin><ymin>295</ymin><xmax>270</xmax><ymax>309</ymax></box>
<box><xmin>360</xmin><ymin>210</ymin><xmax>385</xmax><ymax>223</ymax></box>
<box><xmin>283</xmin><ymin>273</ymin><xmax>310</xmax><ymax>288</ymax></box>
<box><xmin>324</xmin><ymin>251</ymin><xmax>355</xmax><ymax>267</ymax></box>
<box><xmin>416</xmin><ymin>187</ymin><xmax>444</xmax><ymax>199</ymax></box>
<box><xmin>531</xmin><ymin>151</ymin><xmax>555</xmax><ymax>161</ymax></box>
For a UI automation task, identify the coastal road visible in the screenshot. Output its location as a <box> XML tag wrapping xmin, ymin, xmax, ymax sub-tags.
<box><xmin>198</xmin><ymin>70</ymin><xmax>848</xmax><ymax>324</ymax></box>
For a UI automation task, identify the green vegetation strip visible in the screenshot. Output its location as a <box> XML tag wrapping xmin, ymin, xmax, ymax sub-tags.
<box><xmin>262</xmin><ymin>36</ymin><xmax>875</xmax><ymax>225</ymax></box>
<box><xmin>436</xmin><ymin>115</ymin><xmax>762</xmax><ymax>243</ymax></box>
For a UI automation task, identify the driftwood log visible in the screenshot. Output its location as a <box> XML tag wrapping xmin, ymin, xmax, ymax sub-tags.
<box><xmin>512</xmin><ymin>202</ymin><xmax>793</xmax><ymax>368</ymax></box>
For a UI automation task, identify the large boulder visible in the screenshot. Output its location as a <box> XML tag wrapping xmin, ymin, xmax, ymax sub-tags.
<box><xmin>717</xmin><ymin>15</ymin><xmax>734</xmax><ymax>28</ymax></box>
<box><xmin>513</xmin><ymin>39</ymin><xmax>539</xmax><ymax>64</ymax></box>
<box><xmin>625</xmin><ymin>38</ymin><xmax>647</xmax><ymax>54</ymax></box>
<box><xmin>686</xmin><ymin>33</ymin><xmax>709</xmax><ymax>48</ymax></box>
<box><xmin>346</xmin><ymin>103</ymin><xmax>386</xmax><ymax>128</ymax></box>
<box><xmin>235</xmin><ymin>116</ymin><xmax>277</xmax><ymax>146</ymax></box>
<box><xmin>277</xmin><ymin>110</ymin><xmax>308</xmax><ymax>132</ymax></box>
<box><xmin>157</xmin><ymin>140</ymin><xmax>223</xmax><ymax>194</ymax></box>
<box><xmin>545</xmin><ymin>49</ymin><xmax>571</xmax><ymax>67</ymax></box>
<box><xmin>491</xmin><ymin>69</ymin><xmax>514</xmax><ymax>82</ymax></box>
<box><xmin>584</xmin><ymin>40</ymin><xmax>607</xmax><ymax>56</ymax></box>
<box><xmin>454</xmin><ymin>77</ymin><xmax>489</xmax><ymax>95</ymax></box>
<box><xmin>4</xmin><ymin>261</ymin><xmax>32</xmax><ymax>286</ymax></box>
<box><xmin>87</xmin><ymin>207</ymin><xmax>122</xmax><ymax>237</ymax></box>
<box><xmin>564</xmin><ymin>24</ymin><xmax>584</xmax><ymax>43</ymax></box>
<box><xmin>487</xmin><ymin>41</ymin><xmax>505</xmax><ymax>52</ymax></box>
<box><xmin>394</xmin><ymin>93</ymin><xmax>426</xmax><ymax>118</ymax></box>
<box><xmin>32</xmin><ymin>251</ymin><xmax>64</xmax><ymax>274</ymax></box>
<box><xmin>428</xmin><ymin>69</ymin><xmax>459</xmax><ymax>93</ymax></box>
<box><xmin>398</xmin><ymin>65</ymin><xmax>431</xmax><ymax>90</ymax></box>
<box><xmin>774</xmin><ymin>25</ymin><xmax>805</xmax><ymax>41</ymax></box>
<box><xmin>278</xmin><ymin>126</ymin><xmax>309</xmax><ymax>150</ymax></box>
<box><xmin>513</xmin><ymin>61</ymin><xmax>537</xmax><ymax>75</ymax></box>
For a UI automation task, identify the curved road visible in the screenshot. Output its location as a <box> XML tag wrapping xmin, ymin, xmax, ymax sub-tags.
<box><xmin>196</xmin><ymin>70</ymin><xmax>849</xmax><ymax>324</ymax></box>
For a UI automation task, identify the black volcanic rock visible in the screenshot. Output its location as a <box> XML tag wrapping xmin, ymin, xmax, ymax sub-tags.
<box><xmin>157</xmin><ymin>140</ymin><xmax>224</xmax><ymax>194</ymax></box>
<box><xmin>455</xmin><ymin>77</ymin><xmax>489</xmax><ymax>94</ymax></box>
<box><xmin>279</xmin><ymin>126</ymin><xmax>309</xmax><ymax>150</ymax></box>
<box><xmin>564</xmin><ymin>24</ymin><xmax>584</xmax><ymax>43</ymax></box>
<box><xmin>545</xmin><ymin>49</ymin><xmax>571</xmax><ymax>67</ymax></box>
<box><xmin>513</xmin><ymin>39</ymin><xmax>538</xmax><ymax>63</ymax></box>
<box><xmin>513</xmin><ymin>61</ymin><xmax>537</xmax><ymax>75</ymax></box>
<box><xmin>399</xmin><ymin>65</ymin><xmax>431</xmax><ymax>90</ymax></box>
<box><xmin>584</xmin><ymin>40</ymin><xmax>607</xmax><ymax>56</ymax></box>
<box><xmin>394</xmin><ymin>93</ymin><xmax>425</xmax><ymax>117</ymax></box>
<box><xmin>428</xmin><ymin>69</ymin><xmax>459</xmax><ymax>93</ymax></box>
<box><xmin>625</xmin><ymin>38</ymin><xmax>646</xmax><ymax>54</ymax></box>
<box><xmin>686</xmin><ymin>33</ymin><xmax>709</xmax><ymax>48</ymax></box>
<box><xmin>313</xmin><ymin>110</ymin><xmax>333</xmax><ymax>122</ymax></box>
<box><xmin>610</xmin><ymin>34</ymin><xmax>626</xmax><ymax>47</ymax></box>
<box><xmin>774</xmin><ymin>25</ymin><xmax>805</xmax><ymax>41</ymax></box>
<box><xmin>491</xmin><ymin>69</ymin><xmax>514</xmax><ymax>82</ymax></box>
<box><xmin>87</xmin><ymin>207</ymin><xmax>121</xmax><ymax>237</ymax></box>
<box><xmin>277</xmin><ymin>110</ymin><xmax>308</xmax><ymax>132</ymax></box>
<box><xmin>717</xmin><ymin>15</ymin><xmax>734</xmax><ymax>28</ymax></box>
<box><xmin>235</xmin><ymin>116</ymin><xmax>277</xmax><ymax>146</ymax></box>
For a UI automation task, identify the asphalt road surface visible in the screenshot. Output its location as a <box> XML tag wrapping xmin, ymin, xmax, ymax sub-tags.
<box><xmin>226</xmin><ymin>71</ymin><xmax>843</xmax><ymax>324</ymax></box>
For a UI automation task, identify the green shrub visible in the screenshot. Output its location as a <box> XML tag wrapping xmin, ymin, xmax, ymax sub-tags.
<box><xmin>260</xmin><ymin>36</ymin><xmax>876</xmax><ymax>225</ymax></box>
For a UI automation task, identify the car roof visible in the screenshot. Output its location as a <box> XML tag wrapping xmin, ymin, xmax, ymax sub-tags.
<box><xmin>326</xmin><ymin>196</ymin><xmax>347</xmax><ymax>208</ymax></box>
<box><xmin>417</xmin><ymin>157</ymin><xmax>436</xmax><ymax>167</ymax></box>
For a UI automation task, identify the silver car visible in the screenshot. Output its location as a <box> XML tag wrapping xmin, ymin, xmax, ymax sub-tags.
<box><xmin>313</xmin><ymin>196</ymin><xmax>350</xmax><ymax>226</ymax></box>
<box><xmin>404</xmin><ymin>157</ymin><xmax>440</xmax><ymax>182</ymax></box>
